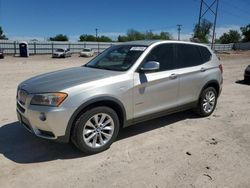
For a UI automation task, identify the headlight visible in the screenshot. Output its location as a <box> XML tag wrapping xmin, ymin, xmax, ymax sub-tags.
<box><xmin>30</xmin><ymin>92</ymin><xmax>68</xmax><ymax>107</ymax></box>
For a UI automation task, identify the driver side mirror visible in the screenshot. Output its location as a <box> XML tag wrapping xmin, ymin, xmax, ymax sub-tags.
<box><xmin>140</xmin><ymin>61</ymin><xmax>160</xmax><ymax>72</ymax></box>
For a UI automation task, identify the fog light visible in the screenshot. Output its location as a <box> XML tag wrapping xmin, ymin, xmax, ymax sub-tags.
<box><xmin>39</xmin><ymin>112</ymin><xmax>46</xmax><ymax>121</ymax></box>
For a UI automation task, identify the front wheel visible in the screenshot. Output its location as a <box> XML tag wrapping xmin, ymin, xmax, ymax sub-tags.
<box><xmin>194</xmin><ymin>87</ymin><xmax>218</xmax><ymax>117</ymax></box>
<box><xmin>71</xmin><ymin>106</ymin><xmax>120</xmax><ymax>154</ymax></box>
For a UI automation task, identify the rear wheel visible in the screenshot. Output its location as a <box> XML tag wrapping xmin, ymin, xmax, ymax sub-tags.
<box><xmin>194</xmin><ymin>87</ymin><xmax>217</xmax><ymax>117</ymax></box>
<box><xmin>71</xmin><ymin>106</ymin><xmax>120</xmax><ymax>154</ymax></box>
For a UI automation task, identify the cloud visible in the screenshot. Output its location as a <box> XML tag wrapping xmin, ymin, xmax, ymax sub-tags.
<box><xmin>215</xmin><ymin>25</ymin><xmax>241</xmax><ymax>38</ymax></box>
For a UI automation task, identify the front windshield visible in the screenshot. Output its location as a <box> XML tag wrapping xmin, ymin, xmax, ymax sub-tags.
<box><xmin>56</xmin><ymin>49</ymin><xmax>64</xmax><ymax>52</ymax></box>
<box><xmin>84</xmin><ymin>45</ymin><xmax>147</xmax><ymax>71</ymax></box>
<box><xmin>83</xmin><ymin>49</ymin><xmax>91</xmax><ymax>52</ymax></box>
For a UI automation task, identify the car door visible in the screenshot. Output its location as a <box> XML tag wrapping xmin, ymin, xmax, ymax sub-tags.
<box><xmin>174</xmin><ymin>44</ymin><xmax>209</xmax><ymax>105</ymax></box>
<box><xmin>133</xmin><ymin>43</ymin><xmax>180</xmax><ymax>119</ymax></box>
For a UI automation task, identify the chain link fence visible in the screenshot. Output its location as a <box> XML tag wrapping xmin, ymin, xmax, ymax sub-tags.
<box><xmin>1</xmin><ymin>40</ymin><xmax>250</xmax><ymax>55</ymax></box>
<box><xmin>0</xmin><ymin>40</ymin><xmax>119</xmax><ymax>55</ymax></box>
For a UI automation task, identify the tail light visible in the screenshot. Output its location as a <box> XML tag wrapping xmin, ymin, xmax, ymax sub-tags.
<box><xmin>219</xmin><ymin>64</ymin><xmax>223</xmax><ymax>74</ymax></box>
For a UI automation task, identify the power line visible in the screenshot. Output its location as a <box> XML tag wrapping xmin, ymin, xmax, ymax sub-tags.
<box><xmin>221</xmin><ymin>0</ymin><xmax>250</xmax><ymax>17</ymax></box>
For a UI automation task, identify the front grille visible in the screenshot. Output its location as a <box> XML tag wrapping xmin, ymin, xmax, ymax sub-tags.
<box><xmin>17</xmin><ymin>89</ymin><xmax>28</xmax><ymax>105</ymax></box>
<box><xmin>17</xmin><ymin>102</ymin><xmax>25</xmax><ymax>113</ymax></box>
<box><xmin>19</xmin><ymin>113</ymin><xmax>32</xmax><ymax>131</ymax></box>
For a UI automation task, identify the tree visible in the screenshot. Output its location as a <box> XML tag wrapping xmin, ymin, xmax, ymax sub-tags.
<box><xmin>0</xmin><ymin>26</ymin><xmax>8</xmax><ymax>40</ymax></box>
<box><xmin>98</xmin><ymin>35</ymin><xmax>112</xmax><ymax>42</ymax></box>
<box><xmin>49</xmin><ymin>34</ymin><xmax>68</xmax><ymax>41</ymax></box>
<box><xmin>118</xmin><ymin>35</ymin><xmax>128</xmax><ymax>42</ymax></box>
<box><xmin>79</xmin><ymin>34</ymin><xmax>112</xmax><ymax>42</ymax></box>
<box><xmin>240</xmin><ymin>23</ymin><xmax>250</xmax><ymax>42</ymax></box>
<box><xmin>127</xmin><ymin>29</ymin><xmax>145</xmax><ymax>41</ymax></box>
<box><xmin>117</xmin><ymin>29</ymin><xmax>172</xmax><ymax>42</ymax></box>
<box><xmin>193</xmin><ymin>19</ymin><xmax>213</xmax><ymax>43</ymax></box>
<box><xmin>79</xmin><ymin>34</ymin><xmax>96</xmax><ymax>41</ymax></box>
<box><xmin>218</xmin><ymin>30</ymin><xmax>241</xmax><ymax>44</ymax></box>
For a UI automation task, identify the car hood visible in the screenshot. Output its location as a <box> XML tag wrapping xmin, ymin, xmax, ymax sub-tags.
<box><xmin>18</xmin><ymin>66</ymin><xmax>123</xmax><ymax>93</ymax></box>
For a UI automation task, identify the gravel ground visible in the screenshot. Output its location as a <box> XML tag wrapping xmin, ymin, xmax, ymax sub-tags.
<box><xmin>0</xmin><ymin>52</ymin><xmax>250</xmax><ymax>188</ymax></box>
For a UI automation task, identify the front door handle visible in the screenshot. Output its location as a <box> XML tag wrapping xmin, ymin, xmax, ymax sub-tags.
<box><xmin>200</xmin><ymin>67</ymin><xmax>206</xmax><ymax>72</ymax></box>
<box><xmin>170</xmin><ymin>73</ymin><xmax>177</xmax><ymax>79</ymax></box>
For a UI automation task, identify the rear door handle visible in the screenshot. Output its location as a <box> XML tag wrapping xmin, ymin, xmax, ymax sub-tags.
<box><xmin>170</xmin><ymin>73</ymin><xmax>178</xmax><ymax>79</ymax></box>
<box><xmin>200</xmin><ymin>67</ymin><xmax>206</xmax><ymax>72</ymax></box>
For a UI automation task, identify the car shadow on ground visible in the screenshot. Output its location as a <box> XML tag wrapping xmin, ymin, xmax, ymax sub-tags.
<box><xmin>0</xmin><ymin>110</ymin><xmax>198</xmax><ymax>164</ymax></box>
<box><xmin>235</xmin><ymin>80</ymin><xmax>250</xmax><ymax>86</ymax></box>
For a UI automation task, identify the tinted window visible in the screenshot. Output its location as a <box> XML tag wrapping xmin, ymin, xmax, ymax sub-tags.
<box><xmin>85</xmin><ymin>45</ymin><xmax>146</xmax><ymax>71</ymax></box>
<box><xmin>198</xmin><ymin>46</ymin><xmax>212</xmax><ymax>63</ymax></box>
<box><xmin>175</xmin><ymin>44</ymin><xmax>203</xmax><ymax>68</ymax></box>
<box><xmin>143</xmin><ymin>44</ymin><xmax>174</xmax><ymax>71</ymax></box>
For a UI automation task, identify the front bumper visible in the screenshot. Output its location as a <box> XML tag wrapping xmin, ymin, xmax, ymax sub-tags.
<box><xmin>52</xmin><ymin>53</ymin><xmax>64</xmax><ymax>58</ymax></box>
<box><xmin>244</xmin><ymin>71</ymin><xmax>250</xmax><ymax>82</ymax></box>
<box><xmin>16</xmin><ymin>98</ymin><xmax>75</xmax><ymax>143</ymax></box>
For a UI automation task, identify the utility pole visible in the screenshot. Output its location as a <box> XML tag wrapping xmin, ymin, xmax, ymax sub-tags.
<box><xmin>198</xmin><ymin>0</ymin><xmax>204</xmax><ymax>27</ymax></box>
<box><xmin>177</xmin><ymin>24</ymin><xmax>182</xmax><ymax>41</ymax></box>
<box><xmin>197</xmin><ymin>0</ymin><xmax>219</xmax><ymax>50</ymax></box>
<box><xmin>211</xmin><ymin>0</ymin><xmax>219</xmax><ymax>49</ymax></box>
<box><xmin>95</xmin><ymin>28</ymin><xmax>98</xmax><ymax>40</ymax></box>
<box><xmin>95</xmin><ymin>28</ymin><xmax>99</xmax><ymax>54</ymax></box>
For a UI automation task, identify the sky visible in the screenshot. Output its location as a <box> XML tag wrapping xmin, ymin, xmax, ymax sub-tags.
<box><xmin>0</xmin><ymin>0</ymin><xmax>249</xmax><ymax>41</ymax></box>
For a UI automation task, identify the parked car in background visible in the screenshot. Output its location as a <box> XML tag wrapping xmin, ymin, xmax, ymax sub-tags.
<box><xmin>80</xmin><ymin>48</ymin><xmax>94</xmax><ymax>57</ymax></box>
<box><xmin>244</xmin><ymin>64</ymin><xmax>250</xmax><ymax>83</ymax></box>
<box><xmin>16</xmin><ymin>40</ymin><xmax>223</xmax><ymax>154</ymax></box>
<box><xmin>52</xmin><ymin>48</ymin><xmax>71</xmax><ymax>58</ymax></box>
<box><xmin>0</xmin><ymin>48</ymin><xmax>4</xmax><ymax>59</ymax></box>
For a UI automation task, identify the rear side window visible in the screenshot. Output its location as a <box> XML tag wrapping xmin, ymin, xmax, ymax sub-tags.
<box><xmin>198</xmin><ymin>46</ymin><xmax>212</xmax><ymax>63</ymax></box>
<box><xmin>175</xmin><ymin>44</ymin><xmax>203</xmax><ymax>68</ymax></box>
<box><xmin>143</xmin><ymin>44</ymin><xmax>175</xmax><ymax>71</ymax></box>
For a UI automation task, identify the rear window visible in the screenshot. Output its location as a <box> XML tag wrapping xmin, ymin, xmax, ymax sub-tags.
<box><xmin>198</xmin><ymin>46</ymin><xmax>212</xmax><ymax>63</ymax></box>
<box><xmin>175</xmin><ymin>44</ymin><xmax>203</xmax><ymax>68</ymax></box>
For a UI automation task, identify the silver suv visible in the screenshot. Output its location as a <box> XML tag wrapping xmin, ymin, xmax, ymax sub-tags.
<box><xmin>16</xmin><ymin>40</ymin><xmax>223</xmax><ymax>154</ymax></box>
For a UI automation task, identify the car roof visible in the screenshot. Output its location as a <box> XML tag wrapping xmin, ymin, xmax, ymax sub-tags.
<box><xmin>121</xmin><ymin>40</ymin><xmax>209</xmax><ymax>48</ymax></box>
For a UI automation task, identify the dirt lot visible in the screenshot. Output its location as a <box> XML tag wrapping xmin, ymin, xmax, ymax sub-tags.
<box><xmin>0</xmin><ymin>52</ymin><xmax>250</xmax><ymax>188</ymax></box>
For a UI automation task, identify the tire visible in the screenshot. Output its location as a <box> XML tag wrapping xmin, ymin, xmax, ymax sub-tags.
<box><xmin>71</xmin><ymin>106</ymin><xmax>120</xmax><ymax>154</ymax></box>
<box><xmin>194</xmin><ymin>87</ymin><xmax>218</xmax><ymax>117</ymax></box>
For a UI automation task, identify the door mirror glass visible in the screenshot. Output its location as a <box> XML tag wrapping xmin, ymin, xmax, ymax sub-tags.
<box><xmin>140</xmin><ymin>61</ymin><xmax>160</xmax><ymax>72</ymax></box>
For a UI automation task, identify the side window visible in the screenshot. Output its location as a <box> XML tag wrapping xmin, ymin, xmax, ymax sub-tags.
<box><xmin>198</xmin><ymin>46</ymin><xmax>212</xmax><ymax>63</ymax></box>
<box><xmin>144</xmin><ymin>44</ymin><xmax>174</xmax><ymax>71</ymax></box>
<box><xmin>175</xmin><ymin>44</ymin><xmax>203</xmax><ymax>68</ymax></box>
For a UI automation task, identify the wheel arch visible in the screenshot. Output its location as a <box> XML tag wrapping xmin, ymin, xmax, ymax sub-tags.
<box><xmin>63</xmin><ymin>96</ymin><xmax>127</xmax><ymax>143</ymax></box>
<box><xmin>199</xmin><ymin>80</ymin><xmax>220</xmax><ymax>100</ymax></box>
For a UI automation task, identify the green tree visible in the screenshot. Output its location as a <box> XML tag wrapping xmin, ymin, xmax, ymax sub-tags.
<box><xmin>49</xmin><ymin>34</ymin><xmax>68</xmax><ymax>41</ymax></box>
<box><xmin>218</xmin><ymin>30</ymin><xmax>241</xmax><ymax>44</ymax></box>
<box><xmin>240</xmin><ymin>23</ymin><xmax>250</xmax><ymax>42</ymax></box>
<box><xmin>127</xmin><ymin>29</ymin><xmax>145</xmax><ymax>41</ymax></box>
<box><xmin>79</xmin><ymin>34</ymin><xmax>96</xmax><ymax>42</ymax></box>
<box><xmin>98</xmin><ymin>35</ymin><xmax>112</xmax><ymax>42</ymax></box>
<box><xmin>117</xmin><ymin>35</ymin><xmax>128</xmax><ymax>42</ymax></box>
<box><xmin>193</xmin><ymin>19</ymin><xmax>213</xmax><ymax>43</ymax></box>
<box><xmin>117</xmin><ymin>29</ymin><xmax>172</xmax><ymax>42</ymax></box>
<box><xmin>79</xmin><ymin>34</ymin><xmax>112</xmax><ymax>42</ymax></box>
<box><xmin>0</xmin><ymin>26</ymin><xmax>8</xmax><ymax>40</ymax></box>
